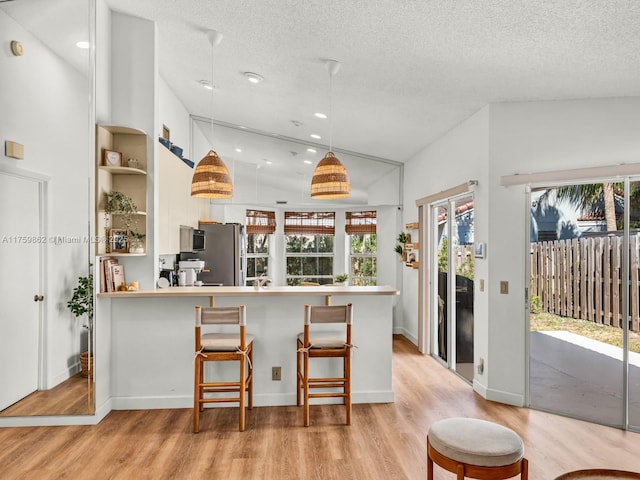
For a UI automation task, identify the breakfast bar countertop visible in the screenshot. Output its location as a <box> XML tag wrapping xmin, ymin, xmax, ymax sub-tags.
<box><xmin>98</xmin><ymin>285</ymin><xmax>399</xmax><ymax>298</ymax></box>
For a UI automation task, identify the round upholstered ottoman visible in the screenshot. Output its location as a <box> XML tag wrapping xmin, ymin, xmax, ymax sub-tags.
<box><xmin>555</xmin><ymin>470</ymin><xmax>640</xmax><ymax>479</ymax></box>
<box><xmin>427</xmin><ymin>417</ymin><xmax>528</xmax><ymax>479</ymax></box>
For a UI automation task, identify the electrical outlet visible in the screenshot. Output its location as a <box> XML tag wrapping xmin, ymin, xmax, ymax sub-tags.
<box><xmin>272</xmin><ymin>366</ymin><xmax>281</xmax><ymax>381</ymax></box>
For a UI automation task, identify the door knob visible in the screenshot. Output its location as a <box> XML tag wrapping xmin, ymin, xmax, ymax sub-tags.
<box><xmin>33</xmin><ymin>294</ymin><xmax>44</xmax><ymax>302</ymax></box>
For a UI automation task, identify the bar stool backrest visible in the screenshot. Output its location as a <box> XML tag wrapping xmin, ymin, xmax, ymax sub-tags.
<box><xmin>196</xmin><ymin>305</ymin><xmax>246</xmax><ymax>325</ymax></box>
<box><xmin>195</xmin><ymin>305</ymin><xmax>247</xmax><ymax>351</ymax></box>
<box><xmin>305</xmin><ymin>304</ymin><xmax>353</xmax><ymax>325</ymax></box>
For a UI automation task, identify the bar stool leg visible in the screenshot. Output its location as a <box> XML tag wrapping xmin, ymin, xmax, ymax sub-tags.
<box><xmin>239</xmin><ymin>355</ymin><xmax>246</xmax><ymax>432</ymax></box>
<box><xmin>303</xmin><ymin>351</ymin><xmax>310</xmax><ymax>427</ymax></box>
<box><xmin>248</xmin><ymin>347</ymin><xmax>253</xmax><ymax>410</ymax></box>
<box><xmin>345</xmin><ymin>351</ymin><xmax>351</xmax><ymax>425</ymax></box>
<box><xmin>193</xmin><ymin>357</ymin><xmax>201</xmax><ymax>433</ymax></box>
<box><xmin>296</xmin><ymin>342</ymin><xmax>302</xmax><ymax>406</ymax></box>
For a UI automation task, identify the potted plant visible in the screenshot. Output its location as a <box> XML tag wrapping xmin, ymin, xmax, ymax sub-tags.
<box><xmin>395</xmin><ymin>232</ymin><xmax>408</xmax><ymax>260</ymax></box>
<box><xmin>104</xmin><ymin>191</ymin><xmax>140</xmax><ymax>251</ymax></box>
<box><xmin>67</xmin><ymin>267</ymin><xmax>94</xmax><ymax>378</ymax></box>
<box><xmin>335</xmin><ymin>274</ymin><xmax>348</xmax><ymax>285</ymax></box>
<box><xmin>128</xmin><ymin>232</ymin><xmax>145</xmax><ymax>254</ymax></box>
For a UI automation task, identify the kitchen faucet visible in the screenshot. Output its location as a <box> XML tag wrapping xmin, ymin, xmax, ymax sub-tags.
<box><xmin>253</xmin><ymin>271</ymin><xmax>271</xmax><ymax>289</ymax></box>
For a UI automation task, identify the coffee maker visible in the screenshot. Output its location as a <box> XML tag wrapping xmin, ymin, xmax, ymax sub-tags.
<box><xmin>178</xmin><ymin>259</ymin><xmax>204</xmax><ymax>286</ymax></box>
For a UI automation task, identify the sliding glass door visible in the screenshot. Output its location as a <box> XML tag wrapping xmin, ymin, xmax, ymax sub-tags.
<box><xmin>529</xmin><ymin>179</ymin><xmax>639</xmax><ymax>431</ymax></box>
<box><xmin>431</xmin><ymin>194</ymin><xmax>475</xmax><ymax>382</ymax></box>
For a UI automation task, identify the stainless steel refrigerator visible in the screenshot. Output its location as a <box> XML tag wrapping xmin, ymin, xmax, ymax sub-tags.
<box><xmin>197</xmin><ymin>223</ymin><xmax>246</xmax><ymax>286</ymax></box>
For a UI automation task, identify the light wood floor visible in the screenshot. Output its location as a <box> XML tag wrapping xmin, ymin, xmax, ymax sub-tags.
<box><xmin>0</xmin><ymin>335</ymin><xmax>639</xmax><ymax>479</ymax></box>
<box><xmin>0</xmin><ymin>373</ymin><xmax>94</xmax><ymax>417</ymax></box>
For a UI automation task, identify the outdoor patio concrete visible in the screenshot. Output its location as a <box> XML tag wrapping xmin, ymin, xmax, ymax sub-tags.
<box><xmin>530</xmin><ymin>330</ymin><xmax>640</xmax><ymax>428</ymax></box>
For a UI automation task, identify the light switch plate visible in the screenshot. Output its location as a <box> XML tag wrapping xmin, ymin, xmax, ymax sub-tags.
<box><xmin>479</xmin><ymin>279</ymin><xmax>484</xmax><ymax>292</ymax></box>
<box><xmin>500</xmin><ymin>281</ymin><xmax>509</xmax><ymax>294</ymax></box>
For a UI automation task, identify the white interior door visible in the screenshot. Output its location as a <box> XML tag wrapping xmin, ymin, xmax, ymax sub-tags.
<box><xmin>0</xmin><ymin>171</ymin><xmax>42</xmax><ymax>411</ymax></box>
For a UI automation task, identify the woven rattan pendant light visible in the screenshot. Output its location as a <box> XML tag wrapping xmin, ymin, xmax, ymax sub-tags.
<box><xmin>191</xmin><ymin>30</ymin><xmax>233</xmax><ymax>199</ymax></box>
<box><xmin>310</xmin><ymin>60</ymin><xmax>350</xmax><ymax>199</ymax></box>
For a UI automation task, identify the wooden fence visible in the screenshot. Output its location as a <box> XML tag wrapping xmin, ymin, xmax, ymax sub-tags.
<box><xmin>530</xmin><ymin>236</ymin><xmax>640</xmax><ymax>332</ymax></box>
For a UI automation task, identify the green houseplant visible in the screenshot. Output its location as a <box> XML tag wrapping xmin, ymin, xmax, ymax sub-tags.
<box><xmin>335</xmin><ymin>274</ymin><xmax>348</xmax><ymax>285</ymax></box>
<box><xmin>67</xmin><ymin>268</ymin><xmax>94</xmax><ymax>378</ymax></box>
<box><xmin>104</xmin><ymin>190</ymin><xmax>140</xmax><ymax>252</ymax></box>
<box><xmin>128</xmin><ymin>232</ymin><xmax>146</xmax><ymax>254</ymax></box>
<box><xmin>395</xmin><ymin>232</ymin><xmax>408</xmax><ymax>260</ymax></box>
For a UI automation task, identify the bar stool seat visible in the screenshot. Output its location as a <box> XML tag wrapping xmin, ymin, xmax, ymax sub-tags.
<box><xmin>427</xmin><ymin>417</ymin><xmax>528</xmax><ymax>479</ymax></box>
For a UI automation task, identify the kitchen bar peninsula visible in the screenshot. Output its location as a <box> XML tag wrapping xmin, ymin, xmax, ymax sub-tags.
<box><xmin>97</xmin><ymin>285</ymin><xmax>398</xmax><ymax>411</ymax></box>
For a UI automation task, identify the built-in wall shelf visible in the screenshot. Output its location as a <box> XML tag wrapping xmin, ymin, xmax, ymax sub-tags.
<box><xmin>405</xmin><ymin>261</ymin><xmax>420</xmax><ymax>269</ymax></box>
<box><xmin>95</xmin><ymin>124</ymin><xmax>149</xmax><ymax>255</ymax></box>
<box><xmin>405</xmin><ymin>222</ymin><xmax>419</xmax><ymax>230</ymax></box>
<box><xmin>99</xmin><ymin>166</ymin><xmax>146</xmax><ymax>175</ymax></box>
<box><xmin>98</xmin><ymin>210</ymin><xmax>147</xmax><ymax>216</ymax></box>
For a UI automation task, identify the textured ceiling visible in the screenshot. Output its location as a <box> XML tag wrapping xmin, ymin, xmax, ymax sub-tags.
<box><xmin>103</xmin><ymin>0</ymin><xmax>640</xmax><ymax>163</ymax></box>
<box><xmin>4</xmin><ymin>0</ymin><xmax>640</xmax><ymax>204</ymax></box>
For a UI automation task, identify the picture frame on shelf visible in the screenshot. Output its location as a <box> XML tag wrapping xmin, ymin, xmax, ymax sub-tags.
<box><xmin>103</xmin><ymin>149</ymin><xmax>122</xmax><ymax>167</ymax></box>
<box><xmin>474</xmin><ymin>242</ymin><xmax>486</xmax><ymax>259</ymax></box>
<box><xmin>109</xmin><ymin>228</ymin><xmax>128</xmax><ymax>253</ymax></box>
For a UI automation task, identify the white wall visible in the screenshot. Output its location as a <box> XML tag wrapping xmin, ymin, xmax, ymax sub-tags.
<box><xmin>400</xmin><ymin>97</ymin><xmax>640</xmax><ymax>406</ymax></box>
<box><xmin>401</xmin><ymin>107</ymin><xmax>490</xmax><ymax>347</ymax></box>
<box><xmin>108</xmin><ymin>12</ymin><xmax>158</xmax><ymax>287</ymax></box>
<box><xmin>0</xmin><ymin>9</ymin><xmax>91</xmax><ymax>387</ymax></box>
<box><xmin>485</xmin><ymin>97</ymin><xmax>640</xmax><ymax>404</ymax></box>
<box><xmin>158</xmin><ymin>78</ymin><xmax>193</xmax><ymax>160</ymax></box>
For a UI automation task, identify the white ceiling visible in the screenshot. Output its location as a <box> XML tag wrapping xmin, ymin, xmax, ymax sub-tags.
<box><xmin>4</xmin><ymin>0</ymin><xmax>640</xmax><ymax>204</ymax></box>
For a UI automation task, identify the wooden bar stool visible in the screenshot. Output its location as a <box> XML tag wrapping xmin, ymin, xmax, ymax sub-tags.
<box><xmin>296</xmin><ymin>303</ymin><xmax>354</xmax><ymax>427</ymax></box>
<box><xmin>427</xmin><ymin>417</ymin><xmax>528</xmax><ymax>479</ymax></box>
<box><xmin>193</xmin><ymin>305</ymin><xmax>253</xmax><ymax>433</ymax></box>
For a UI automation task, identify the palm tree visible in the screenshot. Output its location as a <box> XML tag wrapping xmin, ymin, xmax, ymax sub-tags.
<box><xmin>538</xmin><ymin>182</ymin><xmax>619</xmax><ymax>232</ymax></box>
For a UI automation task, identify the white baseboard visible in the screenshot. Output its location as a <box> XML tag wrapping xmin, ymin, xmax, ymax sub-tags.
<box><xmin>393</xmin><ymin>327</ymin><xmax>417</xmax><ymax>346</ymax></box>
<box><xmin>110</xmin><ymin>390</ymin><xmax>395</xmax><ymax>410</ymax></box>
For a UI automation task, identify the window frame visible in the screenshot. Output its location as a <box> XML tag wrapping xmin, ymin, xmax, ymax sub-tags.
<box><xmin>349</xmin><ymin>232</ymin><xmax>377</xmax><ymax>286</ymax></box>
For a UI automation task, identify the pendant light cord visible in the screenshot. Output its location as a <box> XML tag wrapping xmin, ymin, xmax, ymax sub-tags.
<box><xmin>210</xmin><ymin>39</ymin><xmax>215</xmax><ymax>147</ymax></box>
<box><xmin>328</xmin><ymin>69</ymin><xmax>333</xmax><ymax>152</ymax></box>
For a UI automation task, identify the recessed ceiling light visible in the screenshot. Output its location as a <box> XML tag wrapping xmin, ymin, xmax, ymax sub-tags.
<box><xmin>264</xmin><ymin>159</ymin><xmax>272</xmax><ymax>165</ymax></box>
<box><xmin>313</xmin><ymin>112</ymin><xmax>327</xmax><ymax>119</ymax></box>
<box><xmin>234</xmin><ymin>147</ymin><xmax>242</xmax><ymax>153</ymax></box>
<box><xmin>303</xmin><ymin>160</ymin><xmax>313</xmax><ymax>165</ymax></box>
<box><xmin>199</xmin><ymin>80</ymin><xmax>213</xmax><ymax>90</ymax></box>
<box><xmin>306</xmin><ymin>148</ymin><xmax>316</xmax><ymax>153</ymax></box>
<box><xmin>76</xmin><ymin>41</ymin><xmax>90</xmax><ymax>49</ymax></box>
<box><xmin>310</xmin><ymin>134</ymin><xmax>321</xmax><ymax>139</ymax></box>
<box><xmin>243</xmin><ymin>72</ymin><xmax>264</xmax><ymax>84</ymax></box>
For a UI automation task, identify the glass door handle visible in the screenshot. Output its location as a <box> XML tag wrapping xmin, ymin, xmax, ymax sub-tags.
<box><xmin>33</xmin><ymin>294</ymin><xmax>44</xmax><ymax>302</ymax></box>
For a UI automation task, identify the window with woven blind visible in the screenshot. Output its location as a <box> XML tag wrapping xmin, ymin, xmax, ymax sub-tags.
<box><xmin>245</xmin><ymin>209</ymin><xmax>276</xmax><ymax>234</ymax></box>
<box><xmin>345</xmin><ymin>210</ymin><xmax>377</xmax><ymax>234</ymax></box>
<box><xmin>284</xmin><ymin>211</ymin><xmax>335</xmax><ymax>285</ymax></box>
<box><xmin>284</xmin><ymin>211</ymin><xmax>335</xmax><ymax>235</ymax></box>
<box><xmin>245</xmin><ymin>210</ymin><xmax>274</xmax><ymax>286</ymax></box>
